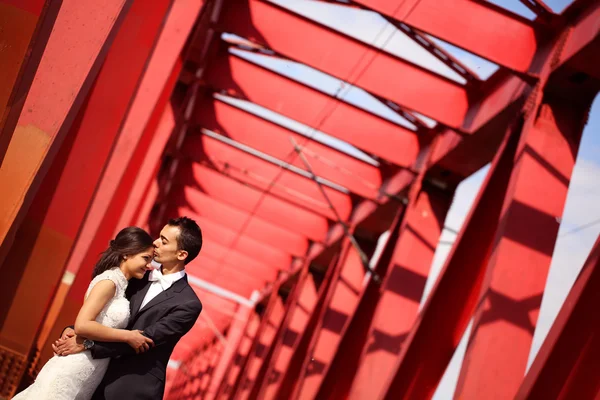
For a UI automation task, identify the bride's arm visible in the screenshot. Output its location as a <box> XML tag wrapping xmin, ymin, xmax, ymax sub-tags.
<box><xmin>74</xmin><ymin>280</ymin><xmax>153</xmax><ymax>350</ymax></box>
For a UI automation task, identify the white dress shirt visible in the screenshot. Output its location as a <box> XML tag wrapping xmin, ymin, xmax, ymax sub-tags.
<box><xmin>140</xmin><ymin>268</ymin><xmax>186</xmax><ymax>310</ymax></box>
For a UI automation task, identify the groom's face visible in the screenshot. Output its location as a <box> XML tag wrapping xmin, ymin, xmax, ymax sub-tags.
<box><xmin>153</xmin><ymin>225</ymin><xmax>187</xmax><ymax>265</ymax></box>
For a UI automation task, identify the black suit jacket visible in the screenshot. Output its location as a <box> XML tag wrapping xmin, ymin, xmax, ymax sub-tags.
<box><xmin>90</xmin><ymin>272</ymin><xmax>202</xmax><ymax>400</ymax></box>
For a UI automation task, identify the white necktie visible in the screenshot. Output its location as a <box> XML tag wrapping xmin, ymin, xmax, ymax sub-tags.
<box><xmin>148</xmin><ymin>268</ymin><xmax>173</xmax><ymax>291</ymax></box>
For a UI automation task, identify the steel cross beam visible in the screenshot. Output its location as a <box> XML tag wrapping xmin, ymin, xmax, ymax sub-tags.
<box><xmin>204</xmin><ymin>47</ymin><xmax>422</xmax><ymax>167</ymax></box>
<box><xmin>217</xmin><ymin>0</ymin><xmax>469</xmax><ymax>127</ymax></box>
<box><xmin>193</xmin><ymin>94</ymin><xmax>385</xmax><ymax>199</ymax></box>
<box><xmin>352</xmin><ymin>0</ymin><xmax>539</xmax><ymax>72</ymax></box>
<box><xmin>180</xmin><ymin>132</ymin><xmax>353</xmax><ymax>220</ymax></box>
<box><xmin>290</xmin><ymin>137</ymin><xmax>382</xmax><ymax>283</ymax></box>
<box><xmin>175</xmin><ymin>161</ymin><xmax>330</xmax><ymax>242</ymax></box>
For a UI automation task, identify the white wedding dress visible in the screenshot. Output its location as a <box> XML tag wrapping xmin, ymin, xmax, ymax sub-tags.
<box><xmin>13</xmin><ymin>268</ymin><xmax>130</xmax><ymax>400</ymax></box>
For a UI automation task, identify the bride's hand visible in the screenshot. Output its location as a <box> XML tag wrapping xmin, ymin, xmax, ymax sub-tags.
<box><xmin>125</xmin><ymin>330</ymin><xmax>154</xmax><ymax>354</ymax></box>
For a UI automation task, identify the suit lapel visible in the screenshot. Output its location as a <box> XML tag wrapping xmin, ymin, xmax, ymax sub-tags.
<box><xmin>132</xmin><ymin>275</ymin><xmax>189</xmax><ymax>320</ymax></box>
<box><xmin>130</xmin><ymin>274</ymin><xmax>152</xmax><ymax>318</ymax></box>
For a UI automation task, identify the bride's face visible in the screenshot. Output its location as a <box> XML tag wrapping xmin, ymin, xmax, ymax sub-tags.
<box><xmin>122</xmin><ymin>247</ymin><xmax>154</xmax><ymax>279</ymax></box>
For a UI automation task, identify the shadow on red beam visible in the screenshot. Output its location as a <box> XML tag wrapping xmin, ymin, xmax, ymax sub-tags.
<box><xmin>273</xmin><ymin>252</ymin><xmax>341</xmax><ymax>400</ymax></box>
<box><xmin>175</xmin><ymin>160</ymin><xmax>330</xmax><ymax>242</ymax></box>
<box><xmin>217</xmin><ymin>313</ymin><xmax>261</xmax><ymax>399</ymax></box>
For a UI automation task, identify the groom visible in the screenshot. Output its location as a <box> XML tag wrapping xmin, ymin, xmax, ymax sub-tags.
<box><xmin>54</xmin><ymin>217</ymin><xmax>203</xmax><ymax>399</ymax></box>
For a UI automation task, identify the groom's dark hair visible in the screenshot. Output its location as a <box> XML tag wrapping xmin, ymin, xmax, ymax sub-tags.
<box><xmin>168</xmin><ymin>216</ymin><xmax>202</xmax><ymax>265</ymax></box>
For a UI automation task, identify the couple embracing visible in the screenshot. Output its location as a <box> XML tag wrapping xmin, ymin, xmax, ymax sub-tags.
<box><xmin>13</xmin><ymin>217</ymin><xmax>203</xmax><ymax>400</ymax></box>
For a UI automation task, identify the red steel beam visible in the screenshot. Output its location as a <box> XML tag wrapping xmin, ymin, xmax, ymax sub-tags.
<box><xmin>0</xmin><ymin>0</ymin><xmax>61</xmax><ymax>164</ymax></box>
<box><xmin>316</xmin><ymin>205</ymin><xmax>404</xmax><ymax>400</ymax></box>
<box><xmin>205</xmin><ymin>303</ymin><xmax>254</xmax><ymax>400</ymax></box>
<box><xmin>171</xmin><ymin>206</ymin><xmax>293</xmax><ymax>270</ymax></box>
<box><xmin>0</xmin><ymin>0</ymin><xmax>177</xmax><ymax>391</ymax></box>
<box><xmin>42</xmin><ymin>0</ymin><xmax>199</xmax><ymax>360</ymax></box>
<box><xmin>196</xmin><ymin>248</ymin><xmax>279</xmax><ymax>282</ymax></box>
<box><xmin>205</xmin><ymin>48</ymin><xmax>421</xmax><ymax>167</ymax></box>
<box><xmin>171</xmin><ymin>185</ymin><xmax>310</xmax><ymax>256</ymax></box>
<box><xmin>274</xmin><ymin>254</ymin><xmax>340</xmax><ymax>400</ymax></box>
<box><xmin>237</xmin><ymin>296</ymin><xmax>287</xmax><ymax>400</ymax></box>
<box><xmin>180</xmin><ymin>133</ymin><xmax>353</xmax><ymax>220</ymax></box>
<box><xmin>193</xmin><ymin>95</ymin><xmax>383</xmax><ymax>199</ymax></box>
<box><xmin>116</xmin><ymin>0</ymin><xmax>206</xmax><ymax>230</ymax></box>
<box><xmin>0</xmin><ymin>0</ymin><xmax>132</xmax><ymax>266</ymax></box>
<box><xmin>292</xmin><ymin>234</ymin><xmax>378</xmax><ymax>400</ymax></box>
<box><xmin>377</xmin><ymin>125</ymin><xmax>521</xmax><ymax>399</ymax></box>
<box><xmin>233</xmin><ymin>288</ymin><xmax>282</xmax><ymax>399</ymax></box>
<box><xmin>218</xmin><ymin>0</ymin><xmax>468</xmax><ymax>127</ymax></box>
<box><xmin>217</xmin><ymin>313</ymin><xmax>261</xmax><ymax>399</ymax></box>
<box><xmin>515</xmin><ymin>235</ymin><xmax>600</xmax><ymax>400</ymax></box>
<box><xmin>176</xmin><ymin>161</ymin><xmax>330</xmax><ymax>242</ymax></box>
<box><xmin>257</xmin><ymin>269</ymin><xmax>319</xmax><ymax>400</ymax></box>
<box><xmin>453</xmin><ymin>92</ymin><xmax>589</xmax><ymax>400</ymax></box>
<box><xmin>348</xmin><ymin>185</ymin><xmax>451</xmax><ymax>399</ymax></box>
<box><xmin>353</xmin><ymin>0</ymin><xmax>539</xmax><ymax>72</ymax></box>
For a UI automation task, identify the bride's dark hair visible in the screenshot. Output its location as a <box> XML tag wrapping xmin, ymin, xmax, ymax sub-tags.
<box><xmin>92</xmin><ymin>227</ymin><xmax>154</xmax><ymax>278</ymax></box>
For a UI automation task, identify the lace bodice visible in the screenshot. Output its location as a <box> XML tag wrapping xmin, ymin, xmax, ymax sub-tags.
<box><xmin>85</xmin><ymin>268</ymin><xmax>130</xmax><ymax>329</ymax></box>
<box><xmin>13</xmin><ymin>268</ymin><xmax>132</xmax><ymax>399</ymax></box>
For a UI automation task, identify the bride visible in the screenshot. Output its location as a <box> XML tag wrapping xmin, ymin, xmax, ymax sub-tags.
<box><xmin>13</xmin><ymin>227</ymin><xmax>156</xmax><ymax>400</ymax></box>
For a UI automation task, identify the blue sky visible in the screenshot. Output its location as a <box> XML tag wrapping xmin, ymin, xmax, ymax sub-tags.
<box><xmin>217</xmin><ymin>0</ymin><xmax>598</xmax><ymax>396</ymax></box>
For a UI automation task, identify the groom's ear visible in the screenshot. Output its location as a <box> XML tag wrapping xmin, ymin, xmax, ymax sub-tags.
<box><xmin>177</xmin><ymin>249</ymin><xmax>188</xmax><ymax>263</ymax></box>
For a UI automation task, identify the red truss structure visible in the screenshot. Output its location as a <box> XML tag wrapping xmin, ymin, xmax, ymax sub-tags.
<box><xmin>0</xmin><ymin>0</ymin><xmax>598</xmax><ymax>399</ymax></box>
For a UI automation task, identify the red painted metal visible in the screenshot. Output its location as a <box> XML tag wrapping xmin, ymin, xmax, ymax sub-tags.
<box><xmin>293</xmin><ymin>244</ymin><xmax>368</xmax><ymax>399</ymax></box>
<box><xmin>177</xmin><ymin>161</ymin><xmax>330</xmax><ymax>242</ymax></box>
<box><xmin>0</xmin><ymin>0</ymin><xmax>179</xmax><ymax>390</ymax></box>
<box><xmin>258</xmin><ymin>269</ymin><xmax>318</xmax><ymax>400</ymax></box>
<box><xmin>181</xmin><ymin>134</ymin><xmax>352</xmax><ymax>220</ymax></box>
<box><xmin>171</xmin><ymin>207</ymin><xmax>293</xmax><ymax>270</ymax></box>
<box><xmin>0</xmin><ymin>0</ymin><xmax>132</xmax><ymax>265</ymax></box>
<box><xmin>345</xmin><ymin>186</ymin><xmax>451</xmax><ymax>399</ymax></box>
<box><xmin>170</xmin><ymin>185</ymin><xmax>309</xmax><ymax>256</ymax></box>
<box><xmin>274</xmin><ymin>254</ymin><xmax>340</xmax><ymax>400</ymax></box>
<box><xmin>205</xmin><ymin>304</ymin><xmax>254</xmax><ymax>400</ymax></box>
<box><xmin>454</xmin><ymin>97</ymin><xmax>588</xmax><ymax>400</ymax></box>
<box><xmin>205</xmin><ymin>49</ymin><xmax>421</xmax><ymax>167</ymax></box>
<box><xmin>193</xmin><ymin>96</ymin><xmax>383</xmax><ymax>198</ymax></box>
<box><xmin>64</xmin><ymin>0</ymin><xmax>195</xmax><ymax>277</ymax></box>
<box><xmin>378</xmin><ymin>119</ymin><xmax>521</xmax><ymax>400</ymax></box>
<box><xmin>116</xmin><ymin>0</ymin><xmax>205</xmax><ymax>229</ymax></box>
<box><xmin>353</xmin><ymin>0</ymin><xmax>539</xmax><ymax>72</ymax></box>
<box><xmin>515</xmin><ymin>235</ymin><xmax>600</xmax><ymax>400</ymax></box>
<box><xmin>217</xmin><ymin>313</ymin><xmax>261</xmax><ymax>399</ymax></box>
<box><xmin>237</xmin><ymin>296</ymin><xmax>287</xmax><ymax>400</ymax></box>
<box><xmin>196</xmin><ymin>246</ymin><xmax>279</xmax><ymax>282</ymax></box>
<box><xmin>47</xmin><ymin>11</ymin><xmax>193</xmax><ymax>361</ymax></box>
<box><xmin>219</xmin><ymin>0</ymin><xmax>469</xmax><ymax>127</ymax></box>
<box><xmin>0</xmin><ymin>0</ymin><xmax>61</xmax><ymax>164</ymax></box>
